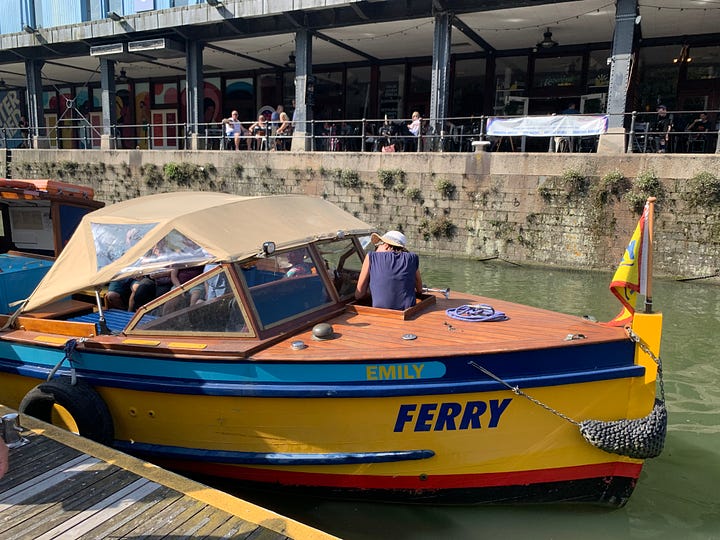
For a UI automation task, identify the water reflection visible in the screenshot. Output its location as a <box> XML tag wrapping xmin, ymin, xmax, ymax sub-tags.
<box><xmin>221</xmin><ymin>257</ymin><xmax>720</xmax><ymax>540</ymax></box>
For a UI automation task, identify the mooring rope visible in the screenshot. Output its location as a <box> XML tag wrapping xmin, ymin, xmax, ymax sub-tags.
<box><xmin>446</xmin><ymin>304</ymin><xmax>509</xmax><ymax>322</ymax></box>
<box><xmin>468</xmin><ymin>327</ymin><xmax>667</xmax><ymax>459</ymax></box>
<box><xmin>47</xmin><ymin>338</ymin><xmax>82</xmax><ymax>385</ymax></box>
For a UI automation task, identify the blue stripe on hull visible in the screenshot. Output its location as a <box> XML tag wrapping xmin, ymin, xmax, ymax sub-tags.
<box><xmin>114</xmin><ymin>441</ymin><xmax>435</xmax><ymax>465</ymax></box>
<box><xmin>0</xmin><ymin>339</ymin><xmax>642</xmax><ymax>398</ymax></box>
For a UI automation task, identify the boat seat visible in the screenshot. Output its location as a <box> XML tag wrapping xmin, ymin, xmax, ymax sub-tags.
<box><xmin>69</xmin><ymin>308</ymin><xmax>136</xmax><ymax>333</ymax></box>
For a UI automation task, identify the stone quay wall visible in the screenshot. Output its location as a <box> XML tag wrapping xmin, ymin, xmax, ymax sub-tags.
<box><xmin>3</xmin><ymin>148</ymin><xmax>719</xmax><ymax>280</ymax></box>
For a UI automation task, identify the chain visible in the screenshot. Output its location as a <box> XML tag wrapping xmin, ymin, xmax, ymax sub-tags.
<box><xmin>467</xmin><ymin>361</ymin><xmax>580</xmax><ymax>426</ymax></box>
<box><xmin>625</xmin><ymin>326</ymin><xmax>666</xmax><ymax>402</ymax></box>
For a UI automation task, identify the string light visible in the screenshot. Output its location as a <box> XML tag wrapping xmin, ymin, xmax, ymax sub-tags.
<box><xmin>469</xmin><ymin>2</ymin><xmax>615</xmax><ymax>32</ymax></box>
<box><xmin>241</xmin><ymin>39</ymin><xmax>294</xmax><ymax>55</ymax></box>
<box><xmin>341</xmin><ymin>21</ymin><xmax>433</xmax><ymax>42</ymax></box>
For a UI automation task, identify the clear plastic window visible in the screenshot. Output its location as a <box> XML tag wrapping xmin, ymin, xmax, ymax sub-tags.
<box><xmin>120</xmin><ymin>228</ymin><xmax>213</xmax><ymax>276</ymax></box>
<box><xmin>92</xmin><ymin>222</ymin><xmax>156</xmax><ymax>270</ymax></box>
<box><xmin>239</xmin><ymin>247</ymin><xmax>333</xmax><ymax>328</ymax></box>
<box><xmin>130</xmin><ymin>266</ymin><xmax>250</xmax><ymax>335</ymax></box>
<box><xmin>317</xmin><ymin>238</ymin><xmax>365</xmax><ymax>299</ymax></box>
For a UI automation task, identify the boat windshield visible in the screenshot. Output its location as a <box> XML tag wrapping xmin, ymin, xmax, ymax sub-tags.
<box><xmin>239</xmin><ymin>246</ymin><xmax>334</xmax><ymax>328</ymax></box>
<box><xmin>316</xmin><ymin>237</ymin><xmax>365</xmax><ymax>299</ymax></box>
<box><xmin>128</xmin><ymin>265</ymin><xmax>252</xmax><ymax>336</ymax></box>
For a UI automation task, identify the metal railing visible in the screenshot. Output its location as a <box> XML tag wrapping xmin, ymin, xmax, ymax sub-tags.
<box><xmin>3</xmin><ymin>110</ymin><xmax>718</xmax><ymax>154</ymax></box>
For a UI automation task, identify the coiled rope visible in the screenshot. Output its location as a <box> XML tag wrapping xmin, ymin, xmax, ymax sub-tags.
<box><xmin>468</xmin><ymin>326</ymin><xmax>667</xmax><ymax>460</ymax></box>
<box><xmin>446</xmin><ymin>304</ymin><xmax>508</xmax><ymax>322</ymax></box>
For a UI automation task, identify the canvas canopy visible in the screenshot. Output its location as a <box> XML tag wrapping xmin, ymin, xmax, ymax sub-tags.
<box><xmin>22</xmin><ymin>192</ymin><xmax>374</xmax><ymax>312</ymax></box>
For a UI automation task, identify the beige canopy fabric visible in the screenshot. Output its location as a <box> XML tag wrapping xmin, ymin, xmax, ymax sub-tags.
<box><xmin>23</xmin><ymin>192</ymin><xmax>374</xmax><ymax>312</ymax></box>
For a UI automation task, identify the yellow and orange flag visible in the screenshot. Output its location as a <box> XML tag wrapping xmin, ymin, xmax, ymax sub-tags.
<box><xmin>607</xmin><ymin>201</ymin><xmax>651</xmax><ymax>326</ymax></box>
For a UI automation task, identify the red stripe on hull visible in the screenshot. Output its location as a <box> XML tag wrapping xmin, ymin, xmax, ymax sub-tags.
<box><xmin>163</xmin><ymin>460</ymin><xmax>642</xmax><ymax>490</ymax></box>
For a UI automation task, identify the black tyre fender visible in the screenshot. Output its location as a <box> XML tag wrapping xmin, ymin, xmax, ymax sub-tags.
<box><xmin>19</xmin><ymin>378</ymin><xmax>114</xmax><ymax>445</ymax></box>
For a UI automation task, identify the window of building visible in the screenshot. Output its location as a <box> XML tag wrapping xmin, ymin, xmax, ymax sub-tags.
<box><xmin>452</xmin><ymin>58</ymin><xmax>485</xmax><ymax>117</ymax></box>
<box><xmin>378</xmin><ymin>64</ymin><xmax>405</xmax><ymax>119</ymax></box>
<box><xmin>686</xmin><ymin>46</ymin><xmax>720</xmax><ymax>80</ymax></box>
<box><xmin>636</xmin><ymin>46</ymin><xmax>680</xmax><ymax>111</ymax></box>
<box><xmin>345</xmin><ymin>67</ymin><xmax>371</xmax><ymax>120</ymax></box>
<box><xmin>313</xmin><ymin>71</ymin><xmax>344</xmax><ymax>120</ymax></box>
<box><xmin>533</xmin><ymin>55</ymin><xmax>582</xmax><ymax>90</ymax></box>
<box><xmin>494</xmin><ymin>56</ymin><xmax>527</xmax><ymax>115</ymax></box>
<box><xmin>258</xmin><ymin>73</ymin><xmax>280</xmax><ymax>114</ymax></box>
<box><xmin>408</xmin><ymin>64</ymin><xmax>430</xmax><ymax>118</ymax></box>
<box><xmin>224</xmin><ymin>78</ymin><xmax>255</xmax><ymax>122</ymax></box>
<box><xmin>587</xmin><ymin>50</ymin><xmax>611</xmax><ymax>91</ymax></box>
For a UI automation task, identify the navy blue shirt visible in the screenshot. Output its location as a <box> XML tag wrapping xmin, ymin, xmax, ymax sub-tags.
<box><xmin>368</xmin><ymin>251</ymin><xmax>419</xmax><ymax>310</ymax></box>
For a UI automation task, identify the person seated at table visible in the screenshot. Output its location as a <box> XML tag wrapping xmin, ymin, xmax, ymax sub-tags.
<box><xmin>222</xmin><ymin>110</ymin><xmax>250</xmax><ymax>150</ymax></box>
<box><xmin>686</xmin><ymin>112</ymin><xmax>710</xmax><ymax>152</ymax></box>
<box><xmin>249</xmin><ymin>115</ymin><xmax>268</xmax><ymax>149</ymax></box>
<box><xmin>355</xmin><ymin>230</ymin><xmax>423</xmax><ymax>311</ymax></box>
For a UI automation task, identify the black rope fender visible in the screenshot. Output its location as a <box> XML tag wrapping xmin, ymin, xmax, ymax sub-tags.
<box><xmin>468</xmin><ymin>327</ymin><xmax>667</xmax><ymax>460</ymax></box>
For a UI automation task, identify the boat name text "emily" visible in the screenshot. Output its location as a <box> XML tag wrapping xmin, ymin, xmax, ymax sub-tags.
<box><xmin>393</xmin><ymin>399</ymin><xmax>512</xmax><ymax>432</ymax></box>
<box><xmin>366</xmin><ymin>363</ymin><xmax>425</xmax><ymax>380</ymax></box>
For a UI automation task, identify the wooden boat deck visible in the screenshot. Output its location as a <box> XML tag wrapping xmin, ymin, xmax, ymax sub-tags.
<box><xmin>253</xmin><ymin>291</ymin><xmax>628</xmax><ymax>361</ymax></box>
<box><xmin>0</xmin><ymin>405</ymin><xmax>337</xmax><ymax>540</ymax></box>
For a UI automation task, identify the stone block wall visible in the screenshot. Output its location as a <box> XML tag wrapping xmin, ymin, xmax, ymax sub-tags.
<box><xmin>7</xmin><ymin>148</ymin><xmax>720</xmax><ymax>280</ymax></box>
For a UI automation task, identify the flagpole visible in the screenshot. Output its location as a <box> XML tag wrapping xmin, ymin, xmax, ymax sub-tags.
<box><xmin>644</xmin><ymin>196</ymin><xmax>656</xmax><ymax>313</ymax></box>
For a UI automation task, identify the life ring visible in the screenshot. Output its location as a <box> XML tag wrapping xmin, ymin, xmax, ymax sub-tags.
<box><xmin>19</xmin><ymin>378</ymin><xmax>114</xmax><ymax>445</ymax></box>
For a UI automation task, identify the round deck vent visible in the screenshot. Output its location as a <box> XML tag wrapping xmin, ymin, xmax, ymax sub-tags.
<box><xmin>312</xmin><ymin>323</ymin><xmax>337</xmax><ymax>340</ymax></box>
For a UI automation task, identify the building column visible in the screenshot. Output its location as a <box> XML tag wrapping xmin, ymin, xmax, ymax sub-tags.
<box><xmin>291</xmin><ymin>29</ymin><xmax>312</xmax><ymax>151</ymax></box>
<box><xmin>25</xmin><ymin>58</ymin><xmax>45</xmax><ymax>148</ymax></box>
<box><xmin>186</xmin><ymin>40</ymin><xmax>204</xmax><ymax>150</ymax></box>
<box><xmin>606</xmin><ymin>0</ymin><xmax>638</xmax><ymax>130</ymax></box>
<box><xmin>99</xmin><ymin>58</ymin><xmax>117</xmax><ymax>150</ymax></box>
<box><xmin>429</xmin><ymin>10</ymin><xmax>452</xmax><ymax>149</ymax></box>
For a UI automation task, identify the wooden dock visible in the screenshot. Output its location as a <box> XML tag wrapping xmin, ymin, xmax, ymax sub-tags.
<box><xmin>0</xmin><ymin>405</ymin><xmax>338</xmax><ymax>540</ymax></box>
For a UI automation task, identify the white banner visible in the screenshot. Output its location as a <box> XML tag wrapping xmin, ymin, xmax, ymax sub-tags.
<box><xmin>486</xmin><ymin>115</ymin><xmax>609</xmax><ymax>137</ymax></box>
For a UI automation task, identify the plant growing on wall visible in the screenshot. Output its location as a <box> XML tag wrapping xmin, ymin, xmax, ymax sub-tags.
<box><xmin>419</xmin><ymin>216</ymin><xmax>456</xmax><ymax>240</ymax></box>
<box><xmin>335</xmin><ymin>169</ymin><xmax>362</xmax><ymax>189</ymax></box>
<box><xmin>560</xmin><ymin>168</ymin><xmax>589</xmax><ymax>199</ymax></box>
<box><xmin>625</xmin><ymin>169</ymin><xmax>665</xmax><ymax>214</ymax></box>
<box><xmin>683</xmin><ymin>171</ymin><xmax>720</xmax><ymax>209</ymax></box>
<box><xmin>593</xmin><ymin>169</ymin><xmax>631</xmax><ymax>205</ymax></box>
<box><xmin>378</xmin><ymin>168</ymin><xmax>406</xmax><ymax>190</ymax></box>
<box><xmin>435</xmin><ymin>178</ymin><xmax>456</xmax><ymax>199</ymax></box>
<box><xmin>405</xmin><ymin>187</ymin><xmax>424</xmax><ymax>204</ymax></box>
<box><xmin>142</xmin><ymin>164</ymin><xmax>163</xmax><ymax>188</ymax></box>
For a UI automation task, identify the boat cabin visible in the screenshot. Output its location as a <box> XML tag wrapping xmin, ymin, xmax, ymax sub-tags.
<box><xmin>0</xmin><ymin>179</ymin><xmax>102</xmax><ymax>313</ymax></box>
<box><xmin>73</xmin><ymin>235</ymin><xmax>368</xmax><ymax>341</ymax></box>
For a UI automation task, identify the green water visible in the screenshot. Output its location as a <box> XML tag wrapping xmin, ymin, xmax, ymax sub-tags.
<box><xmin>229</xmin><ymin>258</ymin><xmax>720</xmax><ymax>540</ymax></box>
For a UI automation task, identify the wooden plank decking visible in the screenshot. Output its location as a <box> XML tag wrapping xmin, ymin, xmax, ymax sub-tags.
<box><xmin>0</xmin><ymin>405</ymin><xmax>338</xmax><ymax>540</ymax></box>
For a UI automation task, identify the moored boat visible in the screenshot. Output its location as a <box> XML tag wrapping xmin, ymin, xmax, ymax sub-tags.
<box><xmin>0</xmin><ymin>177</ymin><xmax>102</xmax><ymax>312</ymax></box>
<box><xmin>0</xmin><ymin>192</ymin><xmax>665</xmax><ymax>506</ymax></box>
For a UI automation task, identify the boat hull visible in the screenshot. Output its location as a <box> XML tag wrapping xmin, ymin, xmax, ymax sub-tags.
<box><xmin>0</xmin><ymin>314</ymin><xmax>662</xmax><ymax>506</ymax></box>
